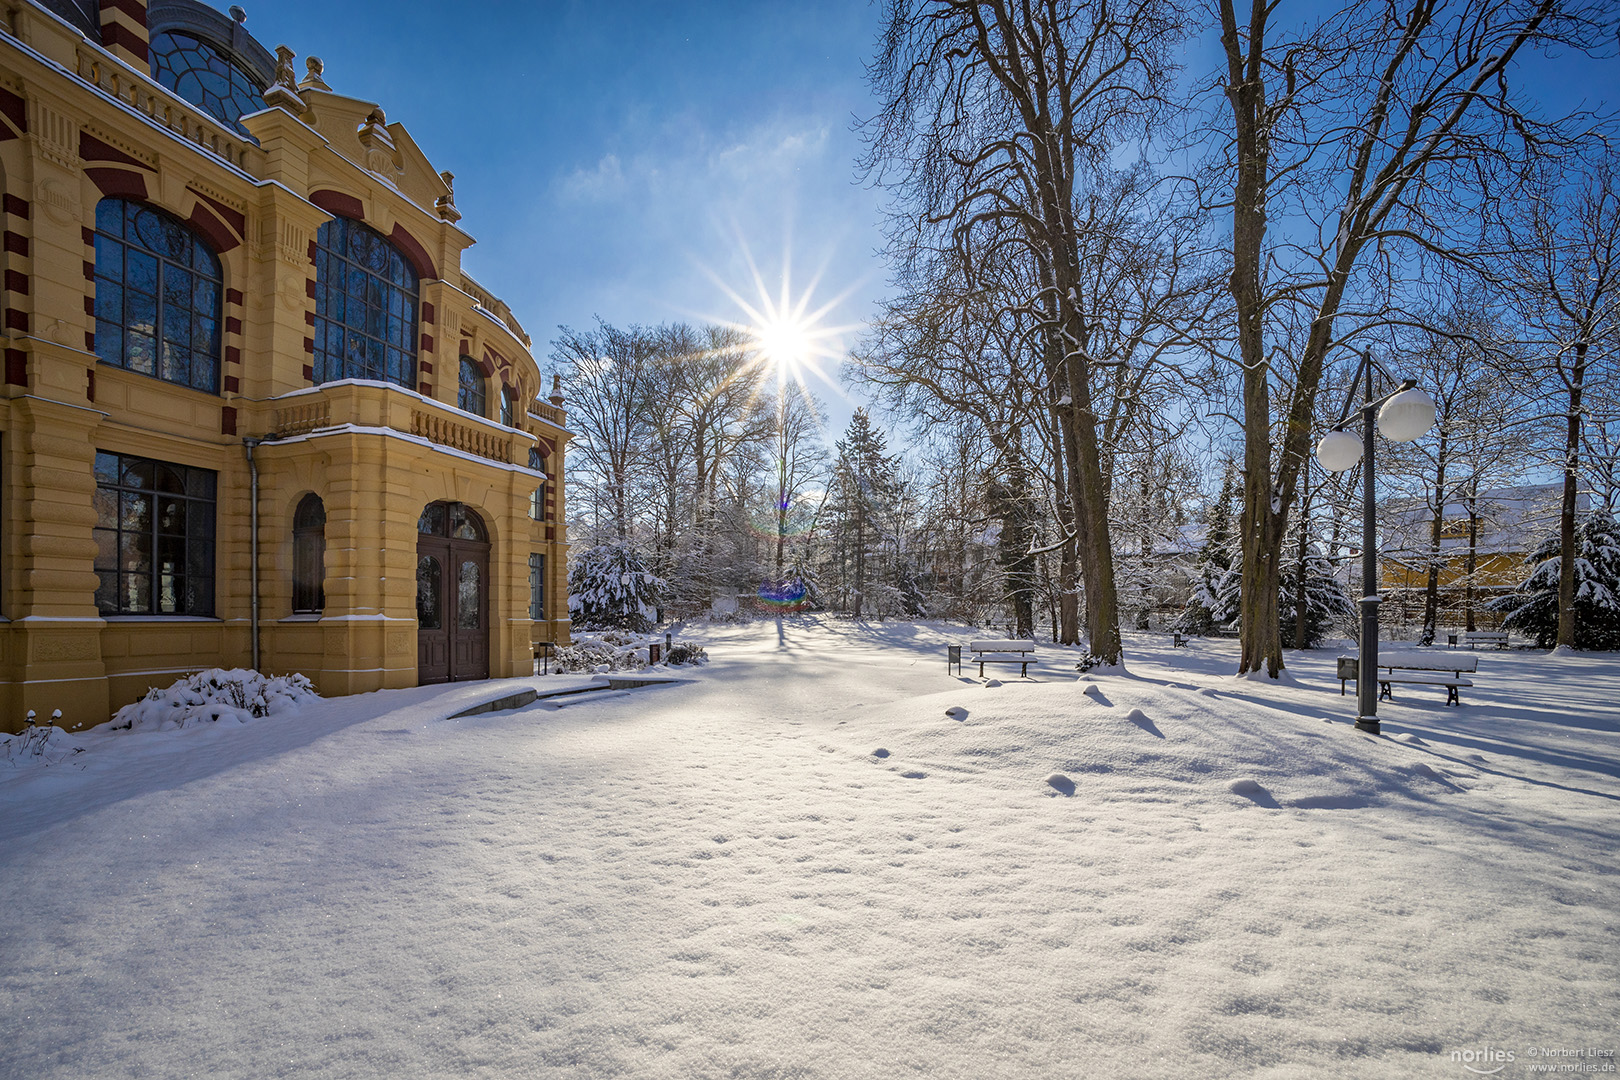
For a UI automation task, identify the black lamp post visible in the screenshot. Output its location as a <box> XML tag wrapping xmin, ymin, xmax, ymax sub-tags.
<box><xmin>1316</xmin><ymin>351</ymin><xmax>1436</xmax><ymax>734</ymax></box>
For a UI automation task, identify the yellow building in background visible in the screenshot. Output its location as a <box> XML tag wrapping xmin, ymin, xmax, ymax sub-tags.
<box><xmin>0</xmin><ymin>0</ymin><xmax>570</xmax><ymax>731</ymax></box>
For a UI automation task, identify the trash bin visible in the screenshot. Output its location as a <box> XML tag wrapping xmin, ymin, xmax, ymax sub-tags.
<box><xmin>947</xmin><ymin>645</ymin><xmax>962</xmax><ymax>675</ymax></box>
<box><xmin>1337</xmin><ymin>656</ymin><xmax>1357</xmax><ymax>695</ymax></box>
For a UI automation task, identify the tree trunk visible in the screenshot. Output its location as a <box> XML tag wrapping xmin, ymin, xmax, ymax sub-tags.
<box><xmin>1421</xmin><ymin>430</ymin><xmax>1449</xmax><ymax>646</ymax></box>
<box><xmin>1558</xmin><ymin>342</ymin><xmax>1587</xmax><ymax>648</ymax></box>
<box><xmin>1293</xmin><ymin>476</ymin><xmax>1309</xmax><ymax>650</ymax></box>
<box><xmin>1465</xmin><ymin>485</ymin><xmax>1479</xmax><ymax>632</ymax></box>
<box><xmin>1047</xmin><ymin>403</ymin><xmax>1082</xmax><ymax>645</ymax></box>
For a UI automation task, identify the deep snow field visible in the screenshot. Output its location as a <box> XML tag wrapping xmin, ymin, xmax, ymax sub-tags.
<box><xmin>1</xmin><ymin>618</ymin><xmax>1616</xmax><ymax>1079</ymax></box>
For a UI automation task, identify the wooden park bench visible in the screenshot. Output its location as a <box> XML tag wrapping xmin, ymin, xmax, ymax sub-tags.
<box><xmin>1171</xmin><ymin>631</ymin><xmax>1190</xmax><ymax>647</ymax></box>
<box><xmin>1338</xmin><ymin>651</ymin><xmax>1478</xmax><ymax>707</ymax></box>
<box><xmin>969</xmin><ymin>639</ymin><xmax>1037</xmax><ymax>678</ymax></box>
<box><xmin>1456</xmin><ymin>631</ymin><xmax>1509</xmax><ymax>649</ymax></box>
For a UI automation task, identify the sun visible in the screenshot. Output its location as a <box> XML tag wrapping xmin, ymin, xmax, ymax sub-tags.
<box><xmin>701</xmin><ymin>241</ymin><xmax>862</xmax><ymax>398</ymax></box>
<box><xmin>751</xmin><ymin>313</ymin><xmax>816</xmax><ymax>380</ymax></box>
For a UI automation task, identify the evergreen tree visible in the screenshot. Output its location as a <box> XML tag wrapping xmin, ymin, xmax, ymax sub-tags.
<box><xmin>1278</xmin><ymin>552</ymin><xmax>1356</xmax><ymax>649</ymax></box>
<box><xmin>826</xmin><ymin>410</ymin><xmax>905</xmax><ymax>617</ymax></box>
<box><xmin>1488</xmin><ymin>514</ymin><xmax>1620</xmax><ymax>649</ymax></box>
<box><xmin>1179</xmin><ymin>461</ymin><xmax>1242</xmax><ymax>635</ymax></box>
<box><xmin>567</xmin><ymin>544</ymin><xmax>665</xmax><ymax>632</ymax></box>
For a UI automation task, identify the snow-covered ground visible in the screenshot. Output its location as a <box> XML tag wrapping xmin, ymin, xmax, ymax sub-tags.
<box><xmin>1</xmin><ymin>618</ymin><xmax>1615</xmax><ymax>1079</ymax></box>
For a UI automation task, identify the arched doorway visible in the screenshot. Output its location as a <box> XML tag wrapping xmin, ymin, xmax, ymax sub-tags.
<box><xmin>416</xmin><ymin>502</ymin><xmax>490</xmax><ymax>684</ymax></box>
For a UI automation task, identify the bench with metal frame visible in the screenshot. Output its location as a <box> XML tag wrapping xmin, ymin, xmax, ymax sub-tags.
<box><xmin>969</xmin><ymin>639</ymin><xmax>1037</xmax><ymax>678</ymax></box>
<box><xmin>1338</xmin><ymin>651</ymin><xmax>1478</xmax><ymax>707</ymax></box>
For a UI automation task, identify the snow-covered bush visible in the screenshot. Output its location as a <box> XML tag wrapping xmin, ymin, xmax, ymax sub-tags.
<box><xmin>1488</xmin><ymin>513</ymin><xmax>1620</xmax><ymax>649</ymax></box>
<box><xmin>568</xmin><ymin>544</ymin><xmax>664</xmax><ymax>632</ymax></box>
<box><xmin>665</xmin><ymin>641</ymin><xmax>707</xmax><ymax>666</ymax></box>
<box><xmin>1</xmin><ymin>722</ymin><xmax>81</xmax><ymax>767</ymax></box>
<box><xmin>552</xmin><ymin>635</ymin><xmax>649</xmax><ymax>673</ymax></box>
<box><xmin>111</xmin><ymin>669</ymin><xmax>318</xmax><ymax>732</ymax></box>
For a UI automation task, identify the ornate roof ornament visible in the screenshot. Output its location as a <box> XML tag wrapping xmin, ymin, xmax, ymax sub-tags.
<box><xmin>262</xmin><ymin>45</ymin><xmax>307</xmax><ymax>112</ymax></box>
<box><xmin>357</xmin><ymin>107</ymin><xmax>402</xmax><ymax>180</ymax></box>
<box><xmin>299</xmin><ymin>56</ymin><xmax>331</xmax><ymax>92</ymax></box>
<box><xmin>436</xmin><ymin>170</ymin><xmax>462</xmax><ymax>223</ymax></box>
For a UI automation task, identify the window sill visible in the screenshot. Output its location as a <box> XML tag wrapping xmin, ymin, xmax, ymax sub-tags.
<box><xmin>100</xmin><ymin>615</ymin><xmax>223</xmax><ymax>622</ymax></box>
<box><xmin>281</xmin><ymin>613</ymin><xmax>323</xmax><ymax>622</ymax></box>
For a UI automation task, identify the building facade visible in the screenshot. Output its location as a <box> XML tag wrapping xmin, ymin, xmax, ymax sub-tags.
<box><xmin>0</xmin><ymin>0</ymin><xmax>570</xmax><ymax>731</ymax></box>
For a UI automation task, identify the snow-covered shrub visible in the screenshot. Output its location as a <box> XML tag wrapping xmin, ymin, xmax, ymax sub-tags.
<box><xmin>552</xmin><ymin>636</ymin><xmax>649</xmax><ymax>673</ymax></box>
<box><xmin>1489</xmin><ymin>513</ymin><xmax>1620</xmax><ymax>649</ymax></box>
<box><xmin>568</xmin><ymin>544</ymin><xmax>664</xmax><ymax>632</ymax></box>
<box><xmin>664</xmin><ymin>641</ymin><xmax>707</xmax><ymax>666</ymax></box>
<box><xmin>111</xmin><ymin>669</ymin><xmax>318</xmax><ymax>732</ymax></box>
<box><xmin>1</xmin><ymin>723</ymin><xmax>81</xmax><ymax>767</ymax></box>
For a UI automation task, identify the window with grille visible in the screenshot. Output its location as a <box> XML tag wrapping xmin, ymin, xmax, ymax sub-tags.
<box><xmin>93</xmin><ymin>198</ymin><xmax>222</xmax><ymax>394</ymax></box>
<box><xmin>312</xmin><ymin>217</ymin><xmax>419</xmax><ymax>389</ymax></box>
<box><xmin>529</xmin><ymin>553</ymin><xmax>545</xmax><ymax>620</ymax></box>
<box><xmin>529</xmin><ymin>446</ymin><xmax>546</xmax><ymax>520</ymax></box>
<box><xmin>459</xmin><ymin>357</ymin><xmax>486</xmax><ymax>417</ymax></box>
<box><xmin>93</xmin><ymin>451</ymin><xmax>216</xmax><ymax>616</ymax></box>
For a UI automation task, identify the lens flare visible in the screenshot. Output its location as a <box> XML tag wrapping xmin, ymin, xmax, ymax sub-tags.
<box><xmin>757</xmin><ymin>577</ymin><xmax>809</xmax><ymax>611</ymax></box>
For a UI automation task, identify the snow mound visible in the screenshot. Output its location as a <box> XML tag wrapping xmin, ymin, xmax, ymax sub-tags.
<box><xmin>112</xmin><ymin>669</ymin><xmax>318</xmax><ymax>732</ymax></box>
<box><xmin>1228</xmin><ymin>778</ymin><xmax>1264</xmax><ymax>796</ymax></box>
<box><xmin>945</xmin><ymin>706</ymin><xmax>967</xmax><ymax>719</ymax></box>
<box><xmin>1</xmin><ymin>724</ymin><xmax>83</xmax><ymax>768</ymax></box>
<box><xmin>984</xmin><ymin>679</ymin><xmax>1003</xmax><ymax>688</ymax></box>
<box><xmin>819</xmin><ymin>678</ymin><xmax>1470</xmax><ymax>811</ymax></box>
<box><xmin>1045</xmin><ymin>772</ymin><xmax>1075</xmax><ymax>796</ymax></box>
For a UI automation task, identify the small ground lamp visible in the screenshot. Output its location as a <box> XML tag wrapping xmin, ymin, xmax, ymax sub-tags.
<box><xmin>1315</xmin><ymin>351</ymin><xmax>1437</xmax><ymax>733</ymax></box>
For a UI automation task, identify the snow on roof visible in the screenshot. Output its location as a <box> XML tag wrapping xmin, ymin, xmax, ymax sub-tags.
<box><xmin>1382</xmin><ymin>482</ymin><xmax>1588</xmax><ymax>558</ymax></box>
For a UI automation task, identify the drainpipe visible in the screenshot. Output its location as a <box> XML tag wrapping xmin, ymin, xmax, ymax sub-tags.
<box><xmin>241</xmin><ymin>434</ymin><xmax>279</xmax><ymax>671</ymax></box>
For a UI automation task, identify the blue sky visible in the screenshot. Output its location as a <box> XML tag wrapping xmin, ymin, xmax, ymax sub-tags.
<box><xmin>246</xmin><ymin>0</ymin><xmax>890</xmax><ymax>429</ymax></box>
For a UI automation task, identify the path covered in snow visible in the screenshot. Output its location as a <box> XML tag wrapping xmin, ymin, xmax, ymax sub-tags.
<box><xmin>2</xmin><ymin>618</ymin><xmax>1616</xmax><ymax>1079</ymax></box>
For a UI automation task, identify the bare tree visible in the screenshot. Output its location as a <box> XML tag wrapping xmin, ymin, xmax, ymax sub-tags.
<box><xmin>552</xmin><ymin>320</ymin><xmax>660</xmax><ymax>543</ymax></box>
<box><xmin>1495</xmin><ymin>151</ymin><xmax>1620</xmax><ymax>648</ymax></box>
<box><xmin>1204</xmin><ymin>0</ymin><xmax>1605</xmax><ymax>675</ymax></box>
<box><xmin>862</xmin><ymin>0</ymin><xmax>1187</xmax><ymax>664</ymax></box>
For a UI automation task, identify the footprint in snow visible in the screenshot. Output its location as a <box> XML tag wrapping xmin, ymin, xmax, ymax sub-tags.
<box><xmin>872</xmin><ymin>748</ymin><xmax>890</xmax><ymax>759</ymax></box>
<box><xmin>1046</xmin><ymin>773</ymin><xmax>1076</xmax><ymax>796</ymax></box>
<box><xmin>1197</xmin><ymin>688</ymin><xmax>1220</xmax><ymax>698</ymax></box>
<box><xmin>901</xmin><ymin>770</ymin><xmax>927</xmax><ymax>780</ymax></box>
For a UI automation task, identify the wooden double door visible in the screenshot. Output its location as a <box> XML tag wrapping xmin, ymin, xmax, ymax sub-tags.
<box><xmin>416</xmin><ymin>502</ymin><xmax>490</xmax><ymax>684</ymax></box>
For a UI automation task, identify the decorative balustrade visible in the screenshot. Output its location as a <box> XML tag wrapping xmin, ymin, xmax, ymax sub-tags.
<box><xmin>529</xmin><ymin>401</ymin><xmax>566</xmax><ymax>427</ymax></box>
<box><xmin>75</xmin><ymin>45</ymin><xmax>257</xmax><ymax>169</ymax></box>
<box><xmin>273</xmin><ymin>399</ymin><xmax>330</xmax><ymax>436</ymax></box>
<box><xmin>410</xmin><ymin>410</ymin><xmax>513</xmax><ymax>464</ymax></box>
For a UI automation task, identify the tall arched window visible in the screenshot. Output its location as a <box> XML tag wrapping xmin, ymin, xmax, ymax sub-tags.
<box><xmin>500</xmin><ymin>386</ymin><xmax>517</xmax><ymax>426</ymax></box>
<box><xmin>93</xmin><ymin>198</ymin><xmax>222</xmax><ymax>393</ymax></box>
<box><xmin>458</xmin><ymin>357</ymin><xmax>486</xmax><ymax>416</ymax></box>
<box><xmin>292</xmin><ymin>493</ymin><xmax>326</xmax><ymax>613</ymax></box>
<box><xmin>312</xmin><ymin>217</ymin><xmax>419</xmax><ymax>389</ymax></box>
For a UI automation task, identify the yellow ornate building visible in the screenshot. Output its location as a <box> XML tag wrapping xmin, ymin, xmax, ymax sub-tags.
<box><xmin>0</xmin><ymin>0</ymin><xmax>570</xmax><ymax>731</ymax></box>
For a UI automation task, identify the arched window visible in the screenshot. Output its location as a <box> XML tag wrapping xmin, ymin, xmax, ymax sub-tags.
<box><xmin>500</xmin><ymin>386</ymin><xmax>517</xmax><ymax>426</ymax></box>
<box><xmin>458</xmin><ymin>357</ymin><xmax>486</xmax><ymax>417</ymax></box>
<box><xmin>292</xmin><ymin>493</ymin><xmax>326</xmax><ymax>613</ymax></box>
<box><xmin>312</xmin><ymin>216</ymin><xmax>419</xmax><ymax>389</ymax></box>
<box><xmin>93</xmin><ymin>198</ymin><xmax>222</xmax><ymax>393</ymax></box>
<box><xmin>148</xmin><ymin>31</ymin><xmax>268</xmax><ymax>141</ymax></box>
